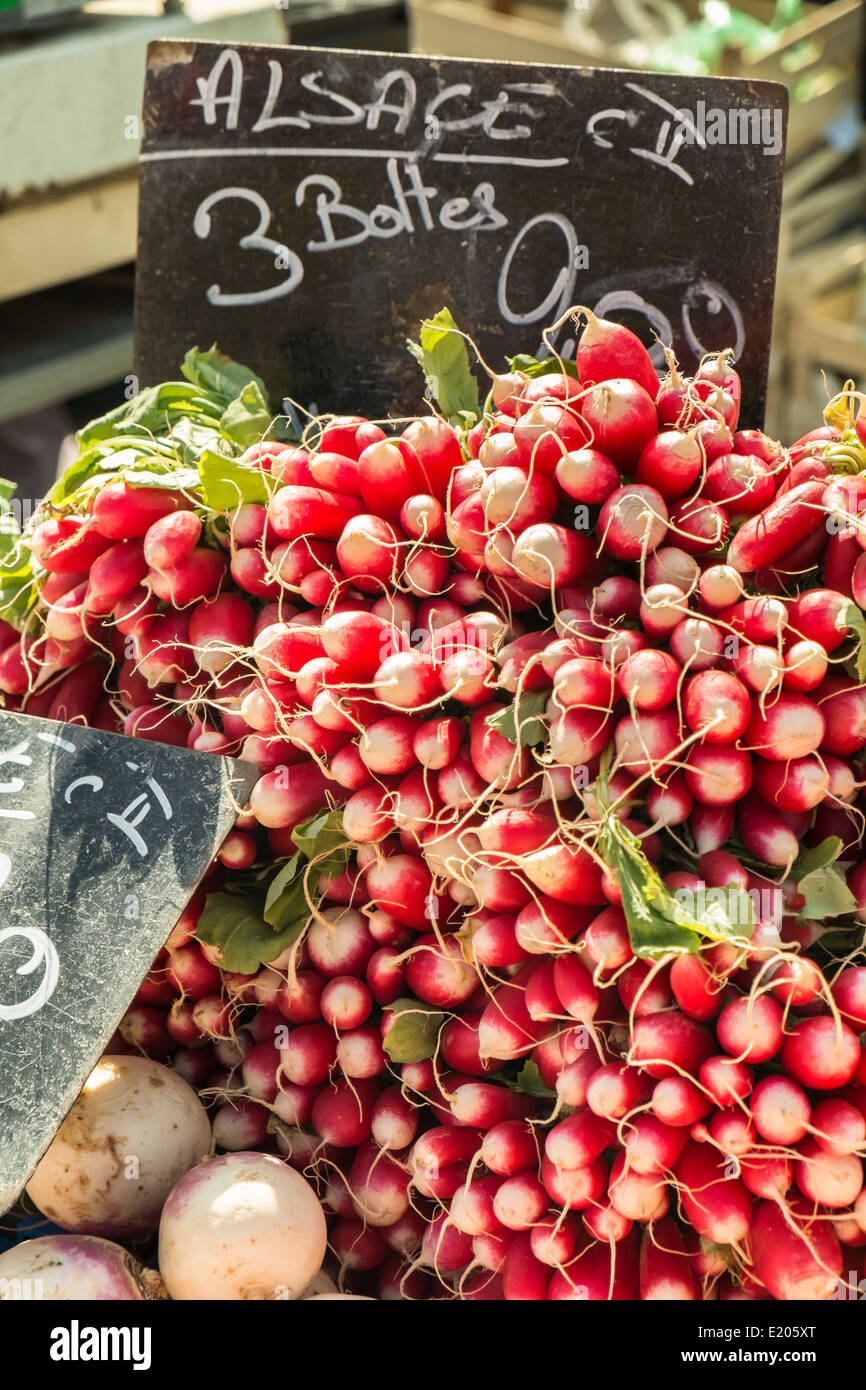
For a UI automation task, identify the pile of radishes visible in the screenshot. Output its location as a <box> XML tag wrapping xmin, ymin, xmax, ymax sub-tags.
<box><xmin>5</xmin><ymin>309</ymin><xmax>866</xmax><ymax>1301</ymax></box>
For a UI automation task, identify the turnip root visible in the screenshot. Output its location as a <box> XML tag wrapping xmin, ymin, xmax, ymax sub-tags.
<box><xmin>158</xmin><ymin>1151</ymin><xmax>327</xmax><ymax>1299</ymax></box>
<box><xmin>26</xmin><ymin>1056</ymin><xmax>211</xmax><ymax>1238</ymax></box>
<box><xmin>0</xmin><ymin>1235</ymin><xmax>166</xmax><ymax>1300</ymax></box>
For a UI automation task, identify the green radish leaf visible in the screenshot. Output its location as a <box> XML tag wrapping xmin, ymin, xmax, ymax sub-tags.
<box><xmin>122</xmin><ymin>466</ymin><xmax>202</xmax><ymax>492</ymax></box>
<box><xmin>262</xmin><ymin>853</ymin><xmax>309</xmax><ymax>933</ymax></box>
<box><xmin>291</xmin><ymin>806</ymin><xmax>350</xmax><ymax>878</ymax></box>
<box><xmin>511</xmin><ymin>1059</ymin><xmax>556</xmax><ymax>1099</ymax></box>
<box><xmin>794</xmin><ymin>836</ymin><xmax>856</xmax><ymax>920</ymax></box>
<box><xmin>182</xmin><ymin>345</ymin><xmax>267</xmax><ymax>403</ymax></box>
<box><xmin>407</xmin><ymin>308</ymin><xmax>480</xmax><ymax>427</ymax></box>
<box><xmin>196</xmin><ymin>891</ymin><xmax>304</xmax><ymax>973</ymax></box>
<box><xmin>506</xmin><ymin>353</ymin><xmax>580</xmax><ymax>380</ymax></box>
<box><xmin>486</xmin><ymin>689</ymin><xmax>548</xmax><ymax>747</ymax></box>
<box><xmin>76</xmin><ymin>382</ymin><xmax>221</xmax><ymax>446</ymax></box>
<box><xmin>599</xmin><ymin>816</ymin><xmax>753</xmax><ymax>958</ymax></box>
<box><xmin>198</xmin><ymin>448</ymin><xmax>269</xmax><ymax>510</ymax></box>
<box><xmin>838</xmin><ymin>601</ymin><xmax>866</xmax><ymax>682</ymax></box>
<box><xmin>382</xmin><ymin>999</ymin><xmax>446</xmax><ymax>1064</ymax></box>
<box><xmin>219</xmin><ymin>381</ymin><xmax>272</xmax><ymax>451</ymax></box>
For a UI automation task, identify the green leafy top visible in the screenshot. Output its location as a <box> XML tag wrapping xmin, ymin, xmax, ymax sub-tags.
<box><xmin>407</xmin><ymin>309</ymin><xmax>480</xmax><ymax>428</ymax></box>
<box><xmin>486</xmin><ymin>690</ymin><xmax>548</xmax><ymax>748</ymax></box>
<box><xmin>381</xmin><ymin>999</ymin><xmax>447</xmax><ymax>1064</ymax></box>
<box><xmin>506</xmin><ymin>353</ymin><xmax>580</xmax><ymax>381</ymax></box>
<box><xmin>0</xmin><ymin>348</ymin><xmax>272</xmax><ymax>628</ymax></box>
<box><xmin>196</xmin><ymin>807</ymin><xmax>349</xmax><ymax>974</ymax></box>
<box><xmin>599</xmin><ymin>814</ymin><xmax>753</xmax><ymax>959</ymax></box>
<box><xmin>793</xmin><ymin>837</ymin><xmax>857</xmax><ymax>921</ymax></box>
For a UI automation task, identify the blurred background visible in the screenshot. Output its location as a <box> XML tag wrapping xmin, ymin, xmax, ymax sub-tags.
<box><xmin>0</xmin><ymin>0</ymin><xmax>863</xmax><ymax>492</ymax></box>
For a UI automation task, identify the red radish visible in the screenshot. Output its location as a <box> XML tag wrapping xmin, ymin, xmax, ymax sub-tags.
<box><xmin>607</xmin><ymin>1153</ymin><xmax>669</xmax><ymax>1223</ymax></box>
<box><xmin>703</xmin><ymin>453</ymin><xmax>774</xmax><ymax>514</ymax></box>
<box><xmin>669</xmin><ymin>618</ymin><xmax>724</xmax><ymax>671</ymax></box>
<box><xmin>698</xmin><ymin>1055</ymin><xmax>754</xmax><ymax>1109</ymax></box>
<box><xmin>598</xmin><ymin>484</ymin><xmax>668</xmax><ymax>560</ymax></box>
<box><xmin>716</xmin><ymin>993</ymin><xmax>783</xmax><ymax>1064</ymax></box>
<box><xmin>700</xmin><ymin>564</ymin><xmax>743</xmax><ymax>610</ymax></box>
<box><xmin>311</xmin><ymin>1077</ymin><xmax>377</xmax><ymax>1147</ymax></box>
<box><xmin>579</xmin><ymin>379</ymin><xmax>657</xmax><ymax>466</ymax></box>
<box><xmin>500</xmin><ymin>1231</ymin><xmax>551</xmax><ymax>1301</ymax></box>
<box><xmin>331</xmin><ymin>1218</ymin><xmax>388</xmax><ymax>1273</ymax></box>
<box><xmin>348</xmin><ymin>1141</ymin><xmax>410</xmax><ymax>1228</ymax></box>
<box><xmin>530</xmin><ymin>1213</ymin><xmax>582</xmax><ymax>1267</ymax></box>
<box><xmin>651</xmin><ymin>1076</ymin><xmax>711</xmax><ymax>1127</ymax></box>
<box><xmin>684</xmin><ymin>744</ymin><xmax>753</xmax><ymax>806</ymax></box>
<box><xmin>645</xmin><ymin>546</ymin><xmax>700</xmax><ymax>592</ymax></box>
<box><xmin>630</xmin><ymin>1012</ymin><xmax>714</xmax><ymax>1079</ymax></box>
<box><xmin>617</xmin><ymin>650</ymin><xmax>680</xmax><ymax>710</ymax></box>
<box><xmin>268</xmin><ymin>485</ymin><xmax>362</xmax><ymax>541</ymax></box>
<box><xmin>738</xmin><ymin>795</ymin><xmax>799</xmax><ymax>868</ymax></box>
<box><xmin>832</xmin><ymin>968</ymin><xmax>866</xmax><ymax>1030</ymax></box>
<box><xmin>93</xmin><ymin>482</ymin><xmax>189</xmax><ymax>539</ymax></box>
<box><xmin>727</xmin><ymin>479</ymin><xmax>827</xmax><ymax>573</ymax></box>
<box><xmin>280</xmin><ymin>1022</ymin><xmax>338</xmax><ymax>1086</ymax></box>
<box><xmin>189</xmin><ymin>594</ymin><xmax>254</xmax><ymax>674</ymax></box>
<box><xmin>586</xmin><ymin>1064</ymin><xmax>651</xmax><ymax>1121</ymax></box>
<box><xmin>816</xmin><ymin>676</ymin><xmax>866</xmax><ymax>755</ymax></box>
<box><xmin>746</xmin><ymin>693</ymin><xmax>825</xmax><ymax>761</ymax></box>
<box><xmin>33</xmin><ymin>516</ymin><xmax>111</xmax><ymax>574</ymax></box>
<box><xmin>491</xmin><ymin>1173</ymin><xmax>548</xmax><ymax>1232</ymax></box>
<box><xmin>583</xmin><ymin>1202</ymin><xmax>633</xmax><ymax>1244</ymax></box>
<box><xmin>319</xmin><ymin>976</ymin><xmax>372</xmax><ymax>1031</ymax></box>
<box><xmin>230</xmin><ymin>548</ymin><xmax>281</xmax><ymax>599</ymax></box>
<box><xmin>614</xmin><ymin>705</ymin><xmax>681</xmax><ymax>775</ymax></box>
<box><xmin>510</xmin><ymin>523</ymin><xmax>595</xmax><ymax>590</ymax></box>
<box><xmin>639</xmin><ymin>583</ymin><xmax>689</xmax><ymax>639</ymax></box>
<box><xmin>812</xmin><ymin>1099</ymin><xmax>866</xmax><ymax>1157</ymax></box>
<box><xmin>480</xmin><ymin>1121</ymin><xmax>538</xmax><ymax>1177</ymax></box>
<box><xmin>789</xmin><ymin>588</ymin><xmax>851</xmax><ymax>652</ymax></box>
<box><xmin>781</xmin><ymin>1017</ymin><xmax>861</xmax><ymax>1090</ymax></box>
<box><xmin>336</xmin><ymin>514</ymin><xmax>400</xmax><ymax>592</ymax></box>
<box><xmin>639</xmin><ymin>1219</ymin><xmax>697</xmax><ymax>1300</ymax></box>
<box><xmin>404</xmin><ymin>934</ymin><xmax>477</xmax><ymax>1009</ymax></box>
<box><xmin>541</xmin><ymin>1154</ymin><xmax>608</xmax><ymax>1212</ymax></box>
<box><xmin>753</xmin><ymin>754</ymin><xmax>829</xmax><ymax>811</ymax></box>
<box><xmin>676</xmin><ymin>1142</ymin><xmax>752</xmax><ymax>1244</ymax></box>
<box><xmin>740</xmin><ymin>1154</ymin><xmax>792</xmax><ymax>1202</ymax></box>
<box><xmin>668</xmin><ymin>497</ymin><xmax>729</xmax><ymax>555</ymax></box>
<box><xmin>576</xmin><ymin>311</ymin><xmax>659</xmax><ymax>399</ymax></box>
<box><xmin>555</xmin><ymin>447</ymin><xmax>620</xmax><ymax>504</ymax></box>
<box><xmin>307</xmin><ymin>908</ymin><xmax>375</xmax><ymax>980</ymax></box>
<box><xmin>142</xmin><ymin>511</ymin><xmax>201</xmax><ymax>572</ymax></box>
<box><xmin>750</xmin><ymin>1199</ymin><xmax>842</xmax><ymax>1301</ymax></box>
<box><xmin>636</xmin><ymin>430</ymin><xmax>703</xmax><ymax>499</ymax></box>
<box><xmin>84</xmin><ymin>540</ymin><xmax>149</xmax><ymax>614</ymax></box>
<box><xmin>670</xmin><ymin>955</ymin><xmax>723</xmax><ymax>1022</ymax></box>
<box><xmin>149</xmin><ymin>548</ymin><xmax>227</xmax><ymax>606</ymax></box>
<box><xmin>249</xmin><ymin>763</ymin><xmax>331</xmax><ymax>832</ymax></box>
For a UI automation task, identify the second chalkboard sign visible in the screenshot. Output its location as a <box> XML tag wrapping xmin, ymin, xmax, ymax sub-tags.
<box><xmin>0</xmin><ymin>713</ymin><xmax>258</xmax><ymax>1215</ymax></box>
<box><xmin>134</xmin><ymin>41</ymin><xmax>787</xmax><ymax>428</ymax></box>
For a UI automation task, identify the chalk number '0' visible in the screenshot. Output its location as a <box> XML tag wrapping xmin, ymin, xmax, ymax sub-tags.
<box><xmin>193</xmin><ymin>187</ymin><xmax>304</xmax><ymax>305</ymax></box>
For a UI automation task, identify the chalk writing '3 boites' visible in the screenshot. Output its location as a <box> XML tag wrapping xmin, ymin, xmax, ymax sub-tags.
<box><xmin>64</xmin><ymin>760</ymin><xmax>173</xmax><ymax>859</ymax></box>
<box><xmin>0</xmin><ymin>737</ymin><xmax>58</xmax><ymax>1023</ymax></box>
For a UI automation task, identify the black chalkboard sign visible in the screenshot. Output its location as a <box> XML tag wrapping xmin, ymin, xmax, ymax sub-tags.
<box><xmin>0</xmin><ymin>713</ymin><xmax>258</xmax><ymax>1214</ymax></box>
<box><xmin>135</xmin><ymin>41</ymin><xmax>787</xmax><ymax>427</ymax></box>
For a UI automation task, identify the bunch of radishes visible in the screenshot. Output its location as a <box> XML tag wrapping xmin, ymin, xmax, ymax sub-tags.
<box><xmin>5</xmin><ymin>308</ymin><xmax>866</xmax><ymax>1301</ymax></box>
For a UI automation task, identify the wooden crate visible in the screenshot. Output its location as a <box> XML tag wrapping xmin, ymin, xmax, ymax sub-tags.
<box><xmin>408</xmin><ymin>0</ymin><xmax>864</xmax><ymax>160</ymax></box>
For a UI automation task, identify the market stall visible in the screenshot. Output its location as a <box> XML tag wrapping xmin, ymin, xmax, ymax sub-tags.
<box><xmin>1</xmin><ymin>27</ymin><xmax>866</xmax><ymax>1321</ymax></box>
